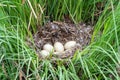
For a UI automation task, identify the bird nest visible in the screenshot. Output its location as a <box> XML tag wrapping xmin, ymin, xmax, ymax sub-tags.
<box><xmin>33</xmin><ymin>21</ymin><xmax>93</xmax><ymax>59</ymax></box>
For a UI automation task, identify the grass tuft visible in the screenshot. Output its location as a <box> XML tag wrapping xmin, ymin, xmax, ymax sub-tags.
<box><xmin>0</xmin><ymin>0</ymin><xmax>120</xmax><ymax>79</ymax></box>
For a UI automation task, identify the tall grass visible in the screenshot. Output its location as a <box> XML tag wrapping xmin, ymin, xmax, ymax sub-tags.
<box><xmin>0</xmin><ymin>0</ymin><xmax>120</xmax><ymax>79</ymax></box>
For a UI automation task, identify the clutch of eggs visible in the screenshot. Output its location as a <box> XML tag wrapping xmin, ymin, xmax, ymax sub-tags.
<box><xmin>40</xmin><ymin>41</ymin><xmax>76</xmax><ymax>58</ymax></box>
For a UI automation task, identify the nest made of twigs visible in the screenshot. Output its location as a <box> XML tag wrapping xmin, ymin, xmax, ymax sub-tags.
<box><xmin>33</xmin><ymin>21</ymin><xmax>93</xmax><ymax>59</ymax></box>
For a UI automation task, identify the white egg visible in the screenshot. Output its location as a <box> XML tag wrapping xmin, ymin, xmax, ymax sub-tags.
<box><xmin>54</xmin><ymin>42</ymin><xmax>64</xmax><ymax>52</ymax></box>
<box><xmin>64</xmin><ymin>41</ymin><xmax>76</xmax><ymax>49</ymax></box>
<box><xmin>40</xmin><ymin>50</ymin><xmax>50</xmax><ymax>58</ymax></box>
<box><xmin>43</xmin><ymin>44</ymin><xmax>54</xmax><ymax>52</ymax></box>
